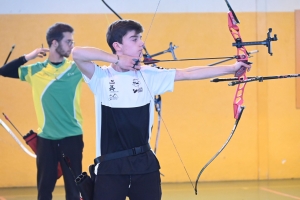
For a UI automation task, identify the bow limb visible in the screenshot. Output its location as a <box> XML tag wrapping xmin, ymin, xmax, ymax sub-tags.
<box><xmin>0</xmin><ymin>119</ymin><xmax>36</xmax><ymax>158</ymax></box>
<box><xmin>194</xmin><ymin>106</ymin><xmax>244</xmax><ymax>194</ymax></box>
<box><xmin>153</xmin><ymin>115</ymin><xmax>161</xmax><ymax>154</ymax></box>
<box><xmin>153</xmin><ymin>95</ymin><xmax>162</xmax><ymax>154</ymax></box>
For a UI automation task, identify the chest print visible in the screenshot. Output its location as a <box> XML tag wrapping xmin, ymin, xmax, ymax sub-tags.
<box><xmin>132</xmin><ymin>78</ymin><xmax>143</xmax><ymax>93</ymax></box>
<box><xmin>109</xmin><ymin>85</ymin><xmax>116</xmax><ymax>92</ymax></box>
<box><xmin>108</xmin><ymin>79</ymin><xmax>118</xmax><ymax>100</ymax></box>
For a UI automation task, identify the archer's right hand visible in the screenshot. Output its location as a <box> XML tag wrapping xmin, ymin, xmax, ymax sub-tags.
<box><xmin>25</xmin><ymin>48</ymin><xmax>49</xmax><ymax>61</ymax></box>
<box><xmin>117</xmin><ymin>54</ymin><xmax>142</xmax><ymax>71</ymax></box>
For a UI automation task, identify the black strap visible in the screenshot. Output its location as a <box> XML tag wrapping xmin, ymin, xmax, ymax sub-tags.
<box><xmin>0</xmin><ymin>56</ymin><xmax>27</xmax><ymax>78</ymax></box>
<box><xmin>94</xmin><ymin>144</ymin><xmax>151</xmax><ymax>164</ymax></box>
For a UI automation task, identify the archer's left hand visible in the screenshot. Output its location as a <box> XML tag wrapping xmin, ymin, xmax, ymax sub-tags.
<box><xmin>233</xmin><ymin>61</ymin><xmax>252</xmax><ymax>73</ymax></box>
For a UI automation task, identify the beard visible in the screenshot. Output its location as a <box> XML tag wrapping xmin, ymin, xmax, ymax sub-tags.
<box><xmin>55</xmin><ymin>43</ymin><xmax>70</xmax><ymax>58</ymax></box>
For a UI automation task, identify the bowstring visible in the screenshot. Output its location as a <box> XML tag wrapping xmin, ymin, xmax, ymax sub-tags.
<box><xmin>101</xmin><ymin>0</ymin><xmax>195</xmax><ymax>190</ymax></box>
<box><xmin>142</xmin><ymin>0</ymin><xmax>162</xmax><ymax>48</ymax></box>
<box><xmin>138</xmin><ymin>73</ymin><xmax>195</xmax><ymax>189</ymax></box>
<box><xmin>137</xmin><ymin>0</ymin><xmax>195</xmax><ymax>190</ymax></box>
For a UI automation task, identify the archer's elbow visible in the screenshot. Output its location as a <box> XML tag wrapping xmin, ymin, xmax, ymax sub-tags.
<box><xmin>174</xmin><ymin>69</ymin><xmax>188</xmax><ymax>81</ymax></box>
<box><xmin>71</xmin><ymin>47</ymin><xmax>83</xmax><ymax>62</ymax></box>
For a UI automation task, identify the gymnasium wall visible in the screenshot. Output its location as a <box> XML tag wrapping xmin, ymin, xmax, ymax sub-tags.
<box><xmin>0</xmin><ymin>0</ymin><xmax>300</xmax><ymax>187</ymax></box>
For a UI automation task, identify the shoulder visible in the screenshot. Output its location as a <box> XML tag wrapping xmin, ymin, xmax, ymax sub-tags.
<box><xmin>21</xmin><ymin>61</ymin><xmax>45</xmax><ymax>73</ymax></box>
<box><xmin>19</xmin><ymin>61</ymin><xmax>45</xmax><ymax>79</ymax></box>
<box><xmin>94</xmin><ymin>64</ymin><xmax>109</xmax><ymax>73</ymax></box>
<box><xmin>21</xmin><ymin>61</ymin><xmax>46</xmax><ymax>69</ymax></box>
<box><xmin>91</xmin><ymin>64</ymin><xmax>110</xmax><ymax>79</ymax></box>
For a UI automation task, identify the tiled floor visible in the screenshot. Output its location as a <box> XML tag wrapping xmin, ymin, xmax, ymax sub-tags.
<box><xmin>0</xmin><ymin>179</ymin><xmax>300</xmax><ymax>200</ymax></box>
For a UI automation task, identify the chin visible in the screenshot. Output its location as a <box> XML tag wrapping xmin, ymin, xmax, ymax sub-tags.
<box><xmin>64</xmin><ymin>53</ymin><xmax>70</xmax><ymax>58</ymax></box>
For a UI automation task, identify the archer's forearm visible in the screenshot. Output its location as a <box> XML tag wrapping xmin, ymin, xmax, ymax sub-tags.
<box><xmin>175</xmin><ymin>65</ymin><xmax>235</xmax><ymax>81</ymax></box>
<box><xmin>72</xmin><ymin>47</ymin><xmax>118</xmax><ymax>64</ymax></box>
<box><xmin>0</xmin><ymin>56</ymin><xmax>27</xmax><ymax>78</ymax></box>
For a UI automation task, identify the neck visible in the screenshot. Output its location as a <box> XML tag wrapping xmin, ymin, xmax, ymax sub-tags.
<box><xmin>48</xmin><ymin>50</ymin><xmax>64</xmax><ymax>63</ymax></box>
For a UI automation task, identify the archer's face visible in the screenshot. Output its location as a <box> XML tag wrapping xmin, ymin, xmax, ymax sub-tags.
<box><xmin>55</xmin><ymin>32</ymin><xmax>74</xmax><ymax>58</ymax></box>
<box><xmin>119</xmin><ymin>30</ymin><xmax>144</xmax><ymax>57</ymax></box>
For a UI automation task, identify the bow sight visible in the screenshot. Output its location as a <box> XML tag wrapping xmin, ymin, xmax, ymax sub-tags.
<box><xmin>143</xmin><ymin>42</ymin><xmax>178</xmax><ymax>65</ymax></box>
<box><xmin>232</xmin><ymin>28</ymin><xmax>278</xmax><ymax>56</ymax></box>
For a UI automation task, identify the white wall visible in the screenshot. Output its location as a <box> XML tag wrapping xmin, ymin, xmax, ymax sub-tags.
<box><xmin>0</xmin><ymin>0</ymin><xmax>300</xmax><ymax>14</ymax></box>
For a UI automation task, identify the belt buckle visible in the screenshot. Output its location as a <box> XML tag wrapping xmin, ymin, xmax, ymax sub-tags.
<box><xmin>132</xmin><ymin>148</ymin><xmax>136</xmax><ymax>155</ymax></box>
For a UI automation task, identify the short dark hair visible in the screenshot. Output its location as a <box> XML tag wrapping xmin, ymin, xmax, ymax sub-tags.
<box><xmin>106</xmin><ymin>20</ymin><xmax>143</xmax><ymax>54</ymax></box>
<box><xmin>46</xmin><ymin>23</ymin><xmax>74</xmax><ymax>47</ymax></box>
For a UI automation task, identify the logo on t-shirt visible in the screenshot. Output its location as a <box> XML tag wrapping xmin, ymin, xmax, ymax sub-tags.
<box><xmin>109</xmin><ymin>85</ymin><xmax>116</xmax><ymax>92</ymax></box>
<box><xmin>109</xmin><ymin>93</ymin><xmax>118</xmax><ymax>100</ymax></box>
<box><xmin>109</xmin><ymin>80</ymin><xmax>115</xmax><ymax>84</ymax></box>
<box><xmin>132</xmin><ymin>79</ymin><xmax>140</xmax><ymax>87</ymax></box>
<box><xmin>132</xmin><ymin>79</ymin><xmax>143</xmax><ymax>93</ymax></box>
<box><xmin>109</xmin><ymin>79</ymin><xmax>118</xmax><ymax>100</ymax></box>
<box><xmin>133</xmin><ymin>88</ymin><xmax>143</xmax><ymax>93</ymax></box>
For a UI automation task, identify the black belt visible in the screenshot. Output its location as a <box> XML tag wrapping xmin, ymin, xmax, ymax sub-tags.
<box><xmin>94</xmin><ymin>144</ymin><xmax>151</xmax><ymax>164</ymax></box>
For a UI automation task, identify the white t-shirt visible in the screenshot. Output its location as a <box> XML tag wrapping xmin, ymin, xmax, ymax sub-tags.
<box><xmin>83</xmin><ymin>64</ymin><xmax>176</xmax><ymax>174</ymax></box>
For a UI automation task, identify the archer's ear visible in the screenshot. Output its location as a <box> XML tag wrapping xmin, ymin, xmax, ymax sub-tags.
<box><xmin>112</xmin><ymin>42</ymin><xmax>122</xmax><ymax>52</ymax></box>
<box><xmin>51</xmin><ymin>40</ymin><xmax>58</xmax><ymax>48</ymax></box>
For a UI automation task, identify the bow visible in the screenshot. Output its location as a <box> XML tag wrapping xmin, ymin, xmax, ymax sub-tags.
<box><xmin>0</xmin><ymin>47</ymin><xmax>35</xmax><ymax>156</ymax></box>
<box><xmin>0</xmin><ymin>119</ymin><xmax>36</xmax><ymax>158</ymax></box>
<box><xmin>194</xmin><ymin>0</ymin><xmax>277</xmax><ymax>194</ymax></box>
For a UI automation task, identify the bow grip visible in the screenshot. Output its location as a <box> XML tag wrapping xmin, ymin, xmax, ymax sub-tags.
<box><xmin>234</xmin><ymin>61</ymin><xmax>252</xmax><ymax>77</ymax></box>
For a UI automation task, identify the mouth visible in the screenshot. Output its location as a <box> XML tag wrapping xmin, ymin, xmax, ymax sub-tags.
<box><xmin>138</xmin><ymin>50</ymin><xmax>143</xmax><ymax>56</ymax></box>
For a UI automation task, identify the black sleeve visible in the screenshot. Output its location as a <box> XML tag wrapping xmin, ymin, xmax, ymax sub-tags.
<box><xmin>0</xmin><ymin>56</ymin><xmax>27</xmax><ymax>78</ymax></box>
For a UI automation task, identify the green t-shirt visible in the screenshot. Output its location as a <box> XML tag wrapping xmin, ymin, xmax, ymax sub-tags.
<box><xmin>19</xmin><ymin>58</ymin><xmax>83</xmax><ymax>140</ymax></box>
